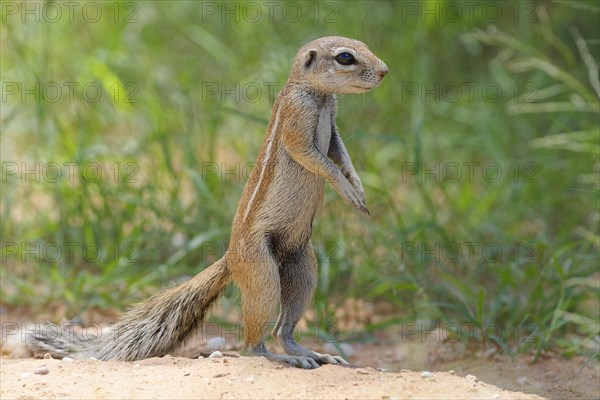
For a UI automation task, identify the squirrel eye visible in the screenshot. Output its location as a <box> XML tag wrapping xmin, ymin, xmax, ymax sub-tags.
<box><xmin>334</xmin><ymin>52</ymin><xmax>357</xmax><ymax>66</ymax></box>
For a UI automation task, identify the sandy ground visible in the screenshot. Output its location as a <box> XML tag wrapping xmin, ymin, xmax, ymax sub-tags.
<box><xmin>2</xmin><ymin>356</ymin><xmax>545</xmax><ymax>400</ymax></box>
<box><xmin>3</xmin><ymin>338</ymin><xmax>599</xmax><ymax>400</ymax></box>
<box><xmin>1</xmin><ymin>308</ymin><xmax>598</xmax><ymax>399</ymax></box>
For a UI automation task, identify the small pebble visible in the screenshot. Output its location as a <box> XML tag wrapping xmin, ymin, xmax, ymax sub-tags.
<box><xmin>208</xmin><ymin>351</ymin><xmax>224</xmax><ymax>359</ymax></box>
<box><xmin>43</xmin><ymin>353</ymin><xmax>53</xmax><ymax>359</ymax></box>
<box><xmin>465</xmin><ymin>374</ymin><xmax>478</xmax><ymax>382</ymax></box>
<box><xmin>246</xmin><ymin>376</ymin><xmax>255</xmax><ymax>382</ymax></box>
<box><xmin>62</xmin><ymin>357</ymin><xmax>74</xmax><ymax>363</ymax></box>
<box><xmin>20</xmin><ymin>372</ymin><xmax>30</xmax><ymax>379</ymax></box>
<box><xmin>133</xmin><ymin>364</ymin><xmax>140</xmax><ymax>369</ymax></box>
<box><xmin>34</xmin><ymin>367</ymin><xmax>49</xmax><ymax>375</ymax></box>
<box><xmin>448</xmin><ymin>370</ymin><xmax>455</xmax><ymax>375</ymax></box>
<box><xmin>420</xmin><ymin>371</ymin><xmax>434</xmax><ymax>378</ymax></box>
<box><xmin>88</xmin><ymin>357</ymin><xmax>98</xmax><ymax>361</ymax></box>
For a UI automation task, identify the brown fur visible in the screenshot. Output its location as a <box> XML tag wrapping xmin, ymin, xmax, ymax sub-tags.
<box><xmin>28</xmin><ymin>36</ymin><xmax>388</xmax><ymax>369</ymax></box>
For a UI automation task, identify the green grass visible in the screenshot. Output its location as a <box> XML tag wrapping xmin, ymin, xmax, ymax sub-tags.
<box><xmin>1</xmin><ymin>1</ymin><xmax>598</xmax><ymax>360</ymax></box>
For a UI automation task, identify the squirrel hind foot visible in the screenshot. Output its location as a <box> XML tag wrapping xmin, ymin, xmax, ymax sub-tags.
<box><xmin>279</xmin><ymin>338</ymin><xmax>350</xmax><ymax>367</ymax></box>
<box><xmin>253</xmin><ymin>349</ymin><xmax>320</xmax><ymax>369</ymax></box>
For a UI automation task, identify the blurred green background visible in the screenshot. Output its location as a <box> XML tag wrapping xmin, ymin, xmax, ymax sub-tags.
<box><xmin>1</xmin><ymin>0</ymin><xmax>598</xmax><ymax>360</ymax></box>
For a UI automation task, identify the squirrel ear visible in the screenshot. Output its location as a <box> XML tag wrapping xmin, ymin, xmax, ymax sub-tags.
<box><xmin>303</xmin><ymin>49</ymin><xmax>317</xmax><ymax>68</ymax></box>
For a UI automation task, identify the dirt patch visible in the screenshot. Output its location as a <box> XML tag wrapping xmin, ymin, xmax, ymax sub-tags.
<box><xmin>1</xmin><ymin>308</ymin><xmax>598</xmax><ymax>399</ymax></box>
<box><xmin>3</xmin><ymin>337</ymin><xmax>598</xmax><ymax>400</ymax></box>
<box><xmin>349</xmin><ymin>341</ymin><xmax>599</xmax><ymax>400</ymax></box>
<box><xmin>2</xmin><ymin>356</ymin><xmax>543</xmax><ymax>400</ymax></box>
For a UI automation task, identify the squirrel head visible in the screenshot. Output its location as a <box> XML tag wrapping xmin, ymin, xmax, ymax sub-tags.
<box><xmin>290</xmin><ymin>36</ymin><xmax>388</xmax><ymax>94</ymax></box>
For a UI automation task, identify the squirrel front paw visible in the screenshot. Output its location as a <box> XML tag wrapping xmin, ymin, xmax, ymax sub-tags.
<box><xmin>336</xmin><ymin>178</ymin><xmax>370</xmax><ymax>215</ymax></box>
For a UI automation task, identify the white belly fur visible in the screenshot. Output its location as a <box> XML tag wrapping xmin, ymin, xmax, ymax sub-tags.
<box><xmin>315</xmin><ymin>105</ymin><xmax>332</xmax><ymax>153</ymax></box>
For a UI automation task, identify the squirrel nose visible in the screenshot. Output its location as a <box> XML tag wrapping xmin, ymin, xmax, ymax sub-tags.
<box><xmin>378</xmin><ymin>62</ymin><xmax>389</xmax><ymax>79</ymax></box>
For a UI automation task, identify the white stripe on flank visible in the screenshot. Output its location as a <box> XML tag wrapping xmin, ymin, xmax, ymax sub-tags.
<box><xmin>243</xmin><ymin>105</ymin><xmax>281</xmax><ymax>221</ymax></box>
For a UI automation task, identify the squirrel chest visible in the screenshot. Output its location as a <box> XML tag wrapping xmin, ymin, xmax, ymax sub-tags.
<box><xmin>315</xmin><ymin>103</ymin><xmax>332</xmax><ymax>153</ymax></box>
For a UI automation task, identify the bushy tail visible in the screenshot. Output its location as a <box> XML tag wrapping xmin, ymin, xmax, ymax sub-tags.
<box><xmin>29</xmin><ymin>256</ymin><xmax>230</xmax><ymax>361</ymax></box>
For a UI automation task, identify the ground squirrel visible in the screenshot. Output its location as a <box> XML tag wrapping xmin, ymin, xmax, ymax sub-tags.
<box><xmin>28</xmin><ymin>36</ymin><xmax>388</xmax><ymax>368</ymax></box>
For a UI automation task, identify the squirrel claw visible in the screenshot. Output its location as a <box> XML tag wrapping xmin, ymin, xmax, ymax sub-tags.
<box><xmin>315</xmin><ymin>353</ymin><xmax>350</xmax><ymax>366</ymax></box>
<box><xmin>259</xmin><ymin>352</ymin><xmax>320</xmax><ymax>369</ymax></box>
